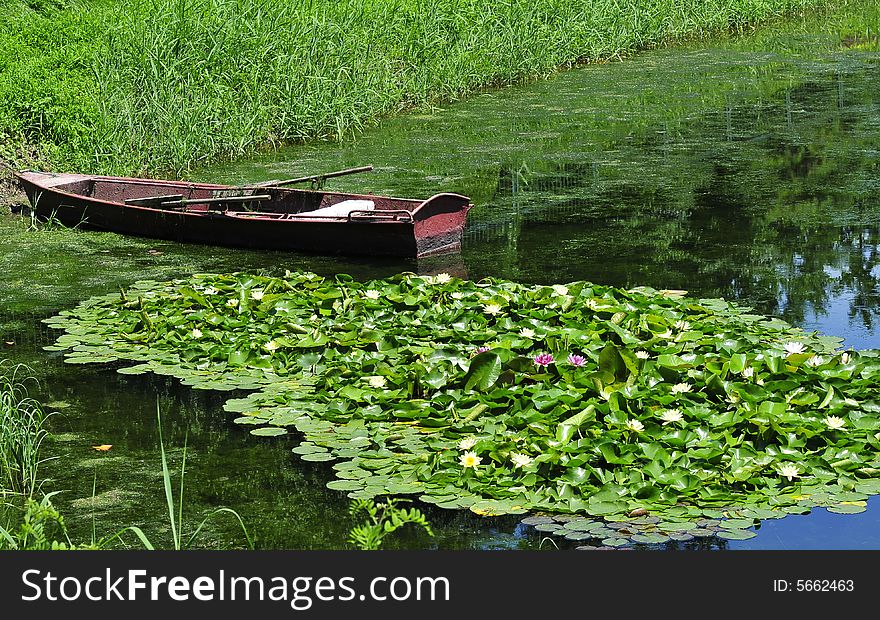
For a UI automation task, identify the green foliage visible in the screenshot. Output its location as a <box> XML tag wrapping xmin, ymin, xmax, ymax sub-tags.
<box><xmin>44</xmin><ymin>270</ymin><xmax>880</xmax><ymax>539</ymax></box>
<box><xmin>348</xmin><ymin>497</ymin><xmax>434</xmax><ymax>550</ymax></box>
<box><xmin>0</xmin><ymin>0</ymin><xmax>842</xmax><ymax>175</ymax></box>
<box><xmin>0</xmin><ymin>493</ymin><xmax>76</xmax><ymax>550</ymax></box>
<box><xmin>0</xmin><ymin>361</ymin><xmax>52</xmax><ymax>498</ymax></box>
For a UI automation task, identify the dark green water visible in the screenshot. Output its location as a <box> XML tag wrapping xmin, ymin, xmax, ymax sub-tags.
<box><xmin>2</xmin><ymin>8</ymin><xmax>879</xmax><ymax>549</ymax></box>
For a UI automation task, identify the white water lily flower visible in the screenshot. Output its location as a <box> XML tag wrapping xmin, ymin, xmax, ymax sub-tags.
<box><xmin>250</xmin><ymin>289</ymin><xmax>264</xmax><ymax>301</ymax></box>
<box><xmin>841</xmin><ymin>352</ymin><xmax>851</xmax><ymax>364</ymax></box>
<box><xmin>551</xmin><ymin>284</ymin><xmax>569</xmax><ymax>296</ymax></box>
<box><xmin>458</xmin><ymin>437</ymin><xmax>477</xmax><ymax>451</ymax></box>
<box><xmin>191</xmin><ymin>328</ymin><xmax>203</xmax><ymax>339</ymax></box>
<box><xmin>625</xmin><ymin>419</ymin><xmax>644</xmax><ymax>433</ymax></box>
<box><xmin>741</xmin><ymin>366</ymin><xmax>754</xmax><ymax>378</ymax></box>
<box><xmin>777</xmin><ymin>463</ymin><xmax>801</xmax><ymax>481</ymax></box>
<box><xmin>460</xmin><ymin>451</ymin><xmax>482</xmax><ymax>469</ymax></box>
<box><xmin>434</xmin><ymin>272</ymin><xmax>452</xmax><ymax>284</ymax></box>
<box><xmin>364</xmin><ymin>289</ymin><xmax>381</xmax><ymax>300</ymax></box>
<box><xmin>823</xmin><ymin>415</ymin><xmax>846</xmax><ymax>430</ymax></box>
<box><xmin>635</xmin><ymin>350</ymin><xmax>650</xmax><ymax>359</ymax></box>
<box><xmin>784</xmin><ymin>341</ymin><xmax>806</xmax><ymax>355</ymax></box>
<box><xmin>451</xmin><ymin>292</ymin><xmax>464</xmax><ymax>300</ymax></box>
<box><xmin>519</xmin><ymin>327</ymin><xmax>536</xmax><ymax>339</ymax></box>
<box><xmin>674</xmin><ymin>320</ymin><xmax>691</xmax><ymax>331</ymax></box>
<box><xmin>671</xmin><ymin>383</ymin><xmax>693</xmax><ymax>395</ymax></box>
<box><xmin>226</xmin><ymin>298</ymin><xmax>239</xmax><ymax>307</ymax></box>
<box><xmin>806</xmin><ymin>355</ymin><xmax>826</xmax><ymax>367</ymax></box>
<box><xmin>756</xmin><ymin>377</ymin><xmax>765</xmax><ymax>386</ymax></box>
<box><xmin>367</xmin><ymin>376</ymin><xmax>387</xmax><ymax>389</ymax></box>
<box><xmin>659</xmin><ymin>409</ymin><xmax>683</xmax><ymax>425</ymax></box>
<box><xmin>510</xmin><ymin>453</ymin><xmax>533</xmax><ymax>469</ymax></box>
<box><xmin>203</xmin><ymin>286</ymin><xmax>218</xmax><ymax>296</ymax></box>
<box><xmin>585</xmin><ymin>299</ymin><xmax>599</xmax><ymax>310</ymax></box>
<box><xmin>482</xmin><ymin>303</ymin><xmax>502</xmax><ymax>315</ymax></box>
<box><xmin>263</xmin><ymin>340</ymin><xmax>279</xmax><ymax>352</ymax></box>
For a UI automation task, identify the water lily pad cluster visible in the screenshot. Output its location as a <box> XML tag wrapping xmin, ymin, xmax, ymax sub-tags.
<box><xmin>44</xmin><ymin>271</ymin><xmax>880</xmax><ymax>536</ymax></box>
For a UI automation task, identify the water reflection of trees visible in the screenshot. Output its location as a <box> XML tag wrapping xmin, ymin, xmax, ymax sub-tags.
<box><xmin>465</xmin><ymin>62</ymin><xmax>880</xmax><ymax>337</ymax></box>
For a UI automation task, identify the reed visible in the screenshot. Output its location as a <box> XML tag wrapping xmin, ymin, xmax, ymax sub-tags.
<box><xmin>0</xmin><ymin>0</ymin><xmax>843</xmax><ymax>176</ymax></box>
<box><xmin>0</xmin><ymin>361</ymin><xmax>52</xmax><ymax>499</ymax></box>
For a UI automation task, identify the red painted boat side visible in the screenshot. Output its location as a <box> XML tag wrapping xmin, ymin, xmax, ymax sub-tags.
<box><xmin>14</xmin><ymin>171</ymin><xmax>473</xmax><ymax>258</ymax></box>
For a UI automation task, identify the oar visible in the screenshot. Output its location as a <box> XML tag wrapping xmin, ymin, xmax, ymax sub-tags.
<box><xmin>158</xmin><ymin>194</ymin><xmax>272</xmax><ymax>207</ymax></box>
<box><xmin>248</xmin><ymin>165</ymin><xmax>374</xmax><ymax>188</ymax></box>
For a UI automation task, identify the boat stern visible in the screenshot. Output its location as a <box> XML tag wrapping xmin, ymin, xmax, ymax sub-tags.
<box><xmin>411</xmin><ymin>193</ymin><xmax>473</xmax><ymax>257</ymax></box>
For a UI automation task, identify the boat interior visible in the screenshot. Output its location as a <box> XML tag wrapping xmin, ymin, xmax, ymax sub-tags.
<box><xmin>48</xmin><ymin>177</ymin><xmax>421</xmax><ymax>220</ymax></box>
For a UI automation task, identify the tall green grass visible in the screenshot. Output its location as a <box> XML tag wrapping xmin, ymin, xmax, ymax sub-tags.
<box><xmin>0</xmin><ymin>0</ymin><xmax>843</xmax><ymax>176</ymax></box>
<box><xmin>0</xmin><ymin>361</ymin><xmax>52</xmax><ymax>499</ymax></box>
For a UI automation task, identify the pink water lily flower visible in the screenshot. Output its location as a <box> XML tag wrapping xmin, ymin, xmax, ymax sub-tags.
<box><xmin>475</xmin><ymin>346</ymin><xmax>491</xmax><ymax>354</ymax></box>
<box><xmin>567</xmin><ymin>354</ymin><xmax>587</xmax><ymax>367</ymax></box>
<box><xmin>534</xmin><ymin>353</ymin><xmax>554</xmax><ymax>367</ymax></box>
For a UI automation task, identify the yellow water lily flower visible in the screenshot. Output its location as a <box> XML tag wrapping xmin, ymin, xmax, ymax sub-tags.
<box><xmin>460</xmin><ymin>451</ymin><xmax>482</xmax><ymax>468</ymax></box>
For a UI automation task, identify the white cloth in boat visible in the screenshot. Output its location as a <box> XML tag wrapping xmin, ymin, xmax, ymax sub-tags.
<box><xmin>299</xmin><ymin>199</ymin><xmax>375</xmax><ymax>218</ymax></box>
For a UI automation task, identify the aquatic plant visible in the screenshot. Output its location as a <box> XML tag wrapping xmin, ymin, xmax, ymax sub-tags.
<box><xmin>44</xmin><ymin>271</ymin><xmax>880</xmax><ymax>544</ymax></box>
<box><xmin>0</xmin><ymin>492</ymin><xmax>76</xmax><ymax>550</ymax></box>
<box><xmin>348</xmin><ymin>498</ymin><xmax>433</xmax><ymax>550</ymax></box>
<box><xmin>0</xmin><ymin>361</ymin><xmax>53</xmax><ymax>499</ymax></box>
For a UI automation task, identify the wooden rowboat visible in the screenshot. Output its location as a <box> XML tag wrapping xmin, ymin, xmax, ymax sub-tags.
<box><xmin>14</xmin><ymin>170</ymin><xmax>473</xmax><ymax>258</ymax></box>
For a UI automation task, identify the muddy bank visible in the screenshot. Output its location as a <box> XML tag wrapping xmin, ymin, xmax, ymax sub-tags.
<box><xmin>0</xmin><ymin>165</ymin><xmax>25</xmax><ymax>215</ymax></box>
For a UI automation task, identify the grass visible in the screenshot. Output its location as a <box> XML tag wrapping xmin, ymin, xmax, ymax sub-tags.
<box><xmin>0</xmin><ymin>0</ymin><xmax>846</xmax><ymax>179</ymax></box>
<box><xmin>0</xmin><ymin>361</ymin><xmax>52</xmax><ymax>499</ymax></box>
<box><xmin>0</xmin><ymin>392</ymin><xmax>254</xmax><ymax>549</ymax></box>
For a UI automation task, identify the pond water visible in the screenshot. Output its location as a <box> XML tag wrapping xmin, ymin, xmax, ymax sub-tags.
<box><xmin>2</xmin><ymin>6</ymin><xmax>879</xmax><ymax>549</ymax></box>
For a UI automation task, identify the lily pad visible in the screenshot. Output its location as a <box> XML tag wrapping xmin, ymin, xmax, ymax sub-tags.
<box><xmin>717</xmin><ymin>529</ymin><xmax>757</xmax><ymax>540</ymax></box>
<box><xmin>249</xmin><ymin>427</ymin><xmax>287</xmax><ymax>437</ymax></box>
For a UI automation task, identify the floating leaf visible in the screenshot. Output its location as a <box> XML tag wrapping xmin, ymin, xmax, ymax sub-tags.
<box><xmin>717</xmin><ymin>529</ymin><xmax>757</xmax><ymax>540</ymax></box>
<box><xmin>463</xmin><ymin>352</ymin><xmax>502</xmax><ymax>392</ymax></box>
<box><xmin>249</xmin><ymin>426</ymin><xmax>287</xmax><ymax>437</ymax></box>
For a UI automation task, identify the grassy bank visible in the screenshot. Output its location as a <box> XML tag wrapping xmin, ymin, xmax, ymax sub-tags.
<box><xmin>0</xmin><ymin>0</ymin><xmax>846</xmax><ymax>184</ymax></box>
